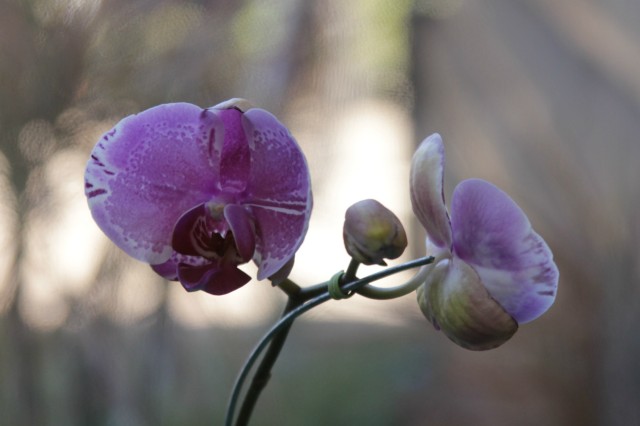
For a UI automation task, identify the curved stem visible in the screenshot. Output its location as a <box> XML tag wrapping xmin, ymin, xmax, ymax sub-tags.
<box><xmin>277</xmin><ymin>278</ymin><xmax>329</xmax><ymax>300</ymax></box>
<box><xmin>224</xmin><ymin>256</ymin><xmax>434</xmax><ymax>426</ymax></box>
<box><xmin>275</xmin><ymin>278</ymin><xmax>302</xmax><ymax>297</ymax></box>
<box><xmin>356</xmin><ymin>263</ymin><xmax>432</xmax><ymax>300</ymax></box>
<box><xmin>344</xmin><ymin>258</ymin><xmax>361</xmax><ymax>282</ymax></box>
<box><xmin>233</xmin><ymin>297</ymin><xmax>300</xmax><ymax>426</ymax></box>
<box><xmin>224</xmin><ymin>295</ymin><xmax>329</xmax><ymax>426</ymax></box>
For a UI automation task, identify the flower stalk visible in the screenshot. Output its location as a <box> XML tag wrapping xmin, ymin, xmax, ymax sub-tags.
<box><xmin>224</xmin><ymin>255</ymin><xmax>435</xmax><ymax>426</ymax></box>
<box><xmin>232</xmin><ymin>297</ymin><xmax>299</xmax><ymax>426</ymax></box>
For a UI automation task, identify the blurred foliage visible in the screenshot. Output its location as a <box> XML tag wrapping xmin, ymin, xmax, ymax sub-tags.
<box><xmin>1</xmin><ymin>0</ymin><xmax>640</xmax><ymax>425</ymax></box>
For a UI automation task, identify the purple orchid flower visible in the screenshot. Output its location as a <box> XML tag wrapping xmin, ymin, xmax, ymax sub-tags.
<box><xmin>85</xmin><ymin>99</ymin><xmax>312</xmax><ymax>295</ymax></box>
<box><xmin>410</xmin><ymin>134</ymin><xmax>558</xmax><ymax>350</ymax></box>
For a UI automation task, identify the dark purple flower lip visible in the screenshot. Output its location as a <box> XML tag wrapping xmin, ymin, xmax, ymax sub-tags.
<box><xmin>170</xmin><ymin>202</ymin><xmax>258</xmax><ymax>295</ymax></box>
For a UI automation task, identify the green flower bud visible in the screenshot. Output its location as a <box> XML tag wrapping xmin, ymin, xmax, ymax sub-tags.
<box><xmin>343</xmin><ymin>199</ymin><xmax>408</xmax><ymax>266</ymax></box>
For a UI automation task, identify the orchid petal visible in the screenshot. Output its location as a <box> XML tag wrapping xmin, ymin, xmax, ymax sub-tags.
<box><xmin>209</xmin><ymin>108</ymin><xmax>250</xmax><ymax>193</ymax></box>
<box><xmin>450</xmin><ymin>179</ymin><xmax>559</xmax><ymax>323</ymax></box>
<box><xmin>150</xmin><ymin>253</ymin><xmax>210</xmax><ymax>281</ymax></box>
<box><xmin>172</xmin><ymin>203</ymin><xmax>219</xmax><ymax>257</ymax></box>
<box><xmin>241</xmin><ymin>108</ymin><xmax>312</xmax><ymax>280</ymax></box>
<box><xmin>150</xmin><ymin>259</ymin><xmax>179</xmax><ymax>281</ymax></box>
<box><xmin>268</xmin><ymin>256</ymin><xmax>296</xmax><ymax>285</ymax></box>
<box><xmin>249</xmin><ymin>206</ymin><xmax>309</xmax><ymax>280</ymax></box>
<box><xmin>410</xmin><ymin>134</ymin><xmax>452</xmax><ymax>249</ymax></box>
<box><xmin>224</xmin><ymin>204</ymin><xmax>256</xmax><ymax>262</ymax></box>
<box><xmin>417</xmin><ymin>257</ymin><xmax>518</xmax><ymax>350</ymax></box>
<box><xmin>85</xmin><ymin>103</ymin><xmax>218</xmax><ymax>264</ymax></box>
<box><xmin>177</xmin><ymin>262</ymin><xmax>251</xmax><ymax>295</ymax></box>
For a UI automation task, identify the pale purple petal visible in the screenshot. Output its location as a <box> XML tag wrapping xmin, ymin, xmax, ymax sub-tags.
<box><xmin>410</xmin><ymin>134</ymin><xmax>452</xmax><ymax>249</ymax></box>
<box><xmin>249</xmin><ymin>206</ymin><xmax>309</xmax><ymax>280</ymax></box>
<box><xmin>268</xmin><ymin>256</ymin><xmax>295</xmax><ymax>285</ymax></box>
<box><xmin>417</xmin><ymin>257</ymin><xmax>518</xmax><ymax>350</ymax></box>
<box><xmin>450</xmin><ymin>179</ymin><xmax>559</xmax><ymax>323</ymax></box>
<box><xmin>426</xmin><ymin>236</ymin><xmax>450</xmax><ymax>259</ymax></box>
<box><xmin>85</xmin><ymin>103</ymin><xmax>219</xmax><ymax>264</ymax></box>
<box><xmin>241</xmin><ymin>108</ymin><xmax>312</xmax><ymax>280</ymax></box>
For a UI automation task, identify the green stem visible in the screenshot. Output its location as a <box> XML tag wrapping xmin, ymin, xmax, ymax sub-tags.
<box><xmin>275</xmin><ymin>278</ymin><xmax>302</xmax><ymax>298</ymax></box>
<box><xmin>233</xmin><ymin>297</ymin><xmax>300</xmax><ymax>426</ymax></box>
<box><xmin>356</xmin><ymin>263</ymin><xmax>431</xmax><ymax>300</ymax></box>
<box><xmin>344</xmin><ymin>258</ymin><xmax>361</xmax><ymax>282</ymax></box>
<box><xmin>224</xmin><ymin>256</ymin><xmax>434</xmax><ymax>426</ymax></box>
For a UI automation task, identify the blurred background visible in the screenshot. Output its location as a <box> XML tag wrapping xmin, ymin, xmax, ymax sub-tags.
<box><xmin>1</xmin><ymin>0</ymin><xmax>639</xmax><ymax>425</ymax></box>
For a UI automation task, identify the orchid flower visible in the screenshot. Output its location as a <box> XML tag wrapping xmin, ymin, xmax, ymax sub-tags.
<box><xmin>410</xmin><ymin>134</ymin><xmax>558</xmax><ymax>350</ymax></box>
<box><xmin>85</xmin><ymin>99</ymin><xmax>312</xmax><ymax>295</ymax></box>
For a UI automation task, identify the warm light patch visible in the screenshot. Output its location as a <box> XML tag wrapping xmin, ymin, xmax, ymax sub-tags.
<box><xmin>291</xmin><ymin>100</ymin><xmax>417</xmax><ymax>325</ymax></box>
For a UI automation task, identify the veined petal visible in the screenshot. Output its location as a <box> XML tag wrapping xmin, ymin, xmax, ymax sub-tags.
<box><xmin>451</xmin><ymin>179</ymin><xmax>559</xmax><ymax>323</ymax></box>
<box><xmin>241</xmin><ymin>109</ymin><xmax>311</xmax><ymax>206</ymax></box>
<box><xmin>224</xmin><ymin>204</ymin><xmax>256</xmax><ymax>262</ymax></box>
<box><xmin>208</xmin><ymin>108</ymin><xmax>250</xmax><ymax>193</ymax></box>
<box><xmin>249</xmin><ymin>206</ymin><xmax>310</xmax><ymax>280</ymax></box>
<box><xmin>241</xmin><ymin>108</ymin><xmax>312</xmax><ymax>280</ymax></box>
<box><xmin>417</xmin><ymin>257</ymin><xmax>518</xmax><ymax>350</ymax></box>
<box><xmin>410</xmin><ymin>134</ymin><xmax>452</xmax><ymax>249</ymax></box>
<box><xmin>85</xmin><ymin>103</ymin><xmax>219</xmax><ymax>264</ymax></box>
<box><xmin>268</xmin><ymin>256</ymin><xmax>295</xmax><ymax>285</ymax></box>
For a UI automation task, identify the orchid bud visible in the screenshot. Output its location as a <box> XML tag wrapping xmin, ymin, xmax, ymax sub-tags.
<box><xmin>343</xmin><ymin>199</ymin><xmax>407</xmax><ymax>266</ymax></box>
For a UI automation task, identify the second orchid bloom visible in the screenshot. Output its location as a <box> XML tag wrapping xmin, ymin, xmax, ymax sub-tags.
<box><xmin>410</xmin><ymin>134</ymin><xmax>559</xmax><ymax>350</ymax></box>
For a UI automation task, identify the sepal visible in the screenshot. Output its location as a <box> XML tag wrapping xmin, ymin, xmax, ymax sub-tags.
<box><xmin>417</xmin><ymin>258</ymin><xmax>518</xmax><ymax>350</ymax></box>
